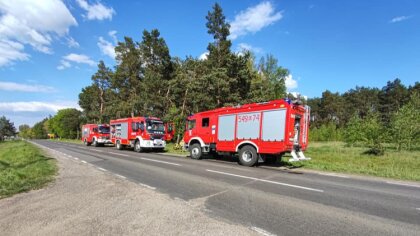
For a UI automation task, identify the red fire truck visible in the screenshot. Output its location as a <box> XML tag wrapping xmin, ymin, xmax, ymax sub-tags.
<box><xmin>164</xmin><ymin>122</ymin><xmax>175</xmax><ymax>141</ymax></box>
<box><xmin>110</xmin><ymin>117</ymin><xmax>166</xmax><ymax>152</ymax></box>
<box><xmin>183</xmin><ymin>99</ymin><xmax>311</xmax><ymax>166</ymax></box>
<box><xmin>81</xmin><ymin>124</ymin><xmax>112</xmax><ymax>147</ymax></box>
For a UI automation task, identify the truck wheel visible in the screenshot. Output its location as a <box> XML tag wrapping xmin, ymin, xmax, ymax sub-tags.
<box><xmin>189</xmin><ymin>143</ymin><xmax>202</xmax><ymax>160</ymax></box>
<box><xmin>134</xmin><ymin>140</ymin><xmax>143</xmax><ymax>153</ymax></box>
<box><xmin>116</xmin><ymin>140</ymin><xmax>123</xmax><ymax>150</ymax></box>
<box><xmin>238</xmin><ymin>145</ymin><xmax>258</xmax><ymax>167</ymax></box>
<box><xmin>84</xmin><ymin>139</ymin><xmax>91</xmax><ymax>146</ymax></box>
<box><xmin>93</xmin><ymin>138</ymin><xmax>99</xmax><ymax>147</ymax></box>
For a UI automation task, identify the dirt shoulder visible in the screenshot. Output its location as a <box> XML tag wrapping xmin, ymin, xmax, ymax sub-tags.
<box><xmin>0</xmin><ymin>147</ymin><xmax>256</xmax><ymax>235</ymax></box>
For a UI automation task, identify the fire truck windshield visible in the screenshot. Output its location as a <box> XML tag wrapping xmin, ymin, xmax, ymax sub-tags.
<box><xmin>146</xmin><ymin>119</ymin><xmax>165</xmax><ymax>132</ymax></box>
<box><xmin>98</xmin><ymin>126</ymin><xmax>110</xmax><ymax>134</ymax></box>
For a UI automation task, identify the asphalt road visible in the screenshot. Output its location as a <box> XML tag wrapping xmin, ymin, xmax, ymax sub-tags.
<box><xmin>33</xmin><ymin>140</ymin><xmax>420</xmax><ymax>236</ymax></box>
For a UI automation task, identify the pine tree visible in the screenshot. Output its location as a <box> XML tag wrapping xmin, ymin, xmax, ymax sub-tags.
<box><xmin>139</xmin><ymin>29</ymin><xmax>173</xmax><ymax>117</ymax></box>
<box><xmin>92</xmin><ymin>61</ymin><xmax>113</xmax><ymax>122</ymax></box>
<box><xmin>113</xmin><ymin>36</ymin><xmax>143</xmax><ymax>117</ymax></box>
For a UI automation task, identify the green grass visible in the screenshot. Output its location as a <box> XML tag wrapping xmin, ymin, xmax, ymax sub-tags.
<box><xmin>288</xmin><ymin>142</ymin><xmax>420</xmax><ymax>181</ymax></box>
<box><xmin>164</xmin><ymin>141</ymin><xmax>420</xmax><ymax>181</ymax></box>
<box><xmin>164</xmin><ymin>142</ymin><xmax>188</xmax><ymax>155</ymax></box>
<box><xmin>0</xmin><ymin>141</ymin><xmax>57</xmax><ymax>198</ymax></box>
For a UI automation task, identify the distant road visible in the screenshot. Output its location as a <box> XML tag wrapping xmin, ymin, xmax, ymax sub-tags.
<box><xmin>34</xmin><ymin>140</ymin><xmax>420</xmax><ymax>235</ymax></box>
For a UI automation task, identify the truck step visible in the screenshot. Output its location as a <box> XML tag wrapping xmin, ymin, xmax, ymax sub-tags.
<box><xmin>289</xmin><ymin>150</ymin><xmax>311</xmax><ymax>162</ymax></box>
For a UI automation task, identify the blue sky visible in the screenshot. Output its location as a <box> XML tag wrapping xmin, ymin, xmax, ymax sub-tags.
<box><xmin>0</xmin><ymin>0</ymin><xmax>419</xmax><ymax>127</ymax></box>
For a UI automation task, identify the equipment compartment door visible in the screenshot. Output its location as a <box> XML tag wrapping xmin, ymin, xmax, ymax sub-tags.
<box><xmin>217</xmin><ymin>115</ymin><xmax>236</xmax><ymax>151</ymax></box>
<box><xmin>259</xmin><ymin>109</ymin><xmax>288</xmax><ymax>153</ymax></box>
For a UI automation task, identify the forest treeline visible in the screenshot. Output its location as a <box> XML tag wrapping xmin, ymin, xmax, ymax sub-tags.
<box><xmin>308</xmin><ymin>79</ymin><xmax>419</xmax><ymax>153</ymax></box>
<box><xmin>14</xmin><ymin>3</ymin><xmax>420</xmax><ymax>154</ymax></box>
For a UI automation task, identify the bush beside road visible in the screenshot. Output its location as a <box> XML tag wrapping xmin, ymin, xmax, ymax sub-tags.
<box><xmin>0</xmin><ymin>141</ymin><xmax>57</xmax><ymax>198</ymax></box>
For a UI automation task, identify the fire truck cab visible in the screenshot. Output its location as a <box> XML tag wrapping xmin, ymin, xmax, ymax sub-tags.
<box><xmin>183</xmin><ymin>99</ymin><xmax>311</xmax><ymax>166</ymax></box>
<box><xmin>110</xmin><ymin>117</ymin><xmax>166</xmax><ymax>152</ymax></box>
<box><xmin>81</xmin><ymin>124</ymin><xmax>112</xmax><ymax>147</ymax></box>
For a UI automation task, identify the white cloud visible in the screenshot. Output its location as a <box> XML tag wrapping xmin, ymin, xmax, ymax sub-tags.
<box><xmin>0</xmin><ymin>39</ymin><xmax>29</xmax><ymax>66</ymax></box>
<box><xmin>98</xmin><ymin>31</ymin><xmax>117</xmax><ymax>59</ymax></box>
<box><xmin>389</xmin><ymin>15</ymin><xmax>413</xmax><ymax>23</ymax></box>
<box><xmin>108</xmin><ymin>30</ymin><xmax>117</xmax><ymax>42</ymax></box>
<box><xmin>66</xmin><ymin>37</ymin><xmax>80</xmax><ymax>48</ymax></box>
<box><xmin>0</xmin><ymin>81</ymin><xmax>56</xmax><ymax>93</ymax></box>
<box><xmin>285</xmin><ymin>74</ymin><xmax>298</xmax><ymax>90</ymax></box>
<box><xmin>289</xmin><ymin>92</ymin><xmax>307</xmax><ymax>100</ymax></box>
<box><xmin>237</xmin><ymin>43</ymin><xmax>262</xmax><ymax>54</ymax></box>
<box><xmin>0</xmin><ymin>101</ymin><xmax>80</xmax><ymax>112</ymax></box>
<box><xmin>0</xmin><ymin>0</ymin><xmax>77</xmax><ymax>66</ymax></box>
<box><xmin>199</xmin><ymin>52</ymin><xmax>209</xmax><ymax>60</ymax></box>
<box><xmin>57</xmin><ymin>59</ymin><xmax>71</xmax><ymax>70</ymax></box>
<box><xmin>98</xmin><ymin>37</ymin><xmax>115</xmax><ymax>59</ymax></box>
<box><xmin>230</xmin><ymin>2</ymin><xmax>283</xmax><ymax>40</ymax></box>
<box><xmin>76</xmin><ymin>0</ymin><xmax>115</xmax><ymax>21</ymax></box>
<box><xmin>58</xmin><ymin>53</ymin><xmax>96</xmax><ymax>70</ymax></box>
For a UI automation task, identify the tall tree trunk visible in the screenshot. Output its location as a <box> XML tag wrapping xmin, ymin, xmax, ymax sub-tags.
<box><xmin>181</xmin><ymin>88</ymin><xmax>189</xmax><ymax>116</ymax></box>
<box><xmin>99</xmin><ymin>89</ymin><xmax>104</xmax><ymax>123</ymax></box>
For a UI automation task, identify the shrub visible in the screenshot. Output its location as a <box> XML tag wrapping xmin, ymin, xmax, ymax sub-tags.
<box><xmin>390</xmin><ymin>92</ymin><xmax>420</xmax><ymax>151</ymax></box>
<box><xmin>344</xmin><ymin>113</ymin><xmax>385</xmax><ymax>155</ymax></box>
<box><xmin>310</xmin><ymin>123</ymin><xmax>343</xmax><ymax>142</ymax></box>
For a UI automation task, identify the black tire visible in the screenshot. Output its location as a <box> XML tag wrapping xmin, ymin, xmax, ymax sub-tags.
<box><xmin>134</xmin><ymin>140</ymin><xmax>143</xmax><ymax>153</ymax></box>
<box><xmin>189</xmin><ymin>143</ymin><xmax>202</xmax><ymax>160</ymax></box>
<box><xmin>93</xmin><ymin>138</ymin><xmax>99</xmax><ymax>147</ymax></box>
<box><xmin>238</xmin><ymin>145</ymin><xmax>258</xmax><ymax>167</ymax></box>
<box><xmin>155</xmin><ymin>148</ymin><xmax>164</xmax><ymax>153</ymax></box>
<box><xmin>210</xmin><ymin>151</ymin><xmax>221</xmax><ymax>159</ymax></box>
<box><xmin>84</xmin><ymin>139</ymin><xmax>91</xmax><ymax>146</ymax></box>
<box><xmin>116</xmin><ymin>140</ymin><xmax>123</xmax><ymax>150</ymax></box>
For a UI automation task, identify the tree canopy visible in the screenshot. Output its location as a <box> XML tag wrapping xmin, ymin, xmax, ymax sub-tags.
<box><xmin>77</xmin><ymin>3</ymin><xmax>287</xmax><ymax>141</ymax></box>
<box><xmin>0</xmin><ymin>116</ymin><xmax>16</xmax><ymax>141</ymax></box>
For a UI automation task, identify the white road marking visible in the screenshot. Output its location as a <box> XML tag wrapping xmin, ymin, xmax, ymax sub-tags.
<box><xmin>206</xmin><ymin>169</ymin><xmax>324</xmax><ymax>193</ymax></box>
<box><xmin>109</xmin><ymin>152</ymin><xmax>129</xmax><ymax>157</ymax></box>
<box><xmin>97</xmin><ymin>167</ymin><xmax>107</xmax><ymax>172</ymax></box>
<box><xmin>92</xmin><ymin>149</ymin><xmax>104</xmax><ymax>152</ymax></box>
<box><xmin>138</xmin><ymin>182</ymin><xmax>156</xmax><ymax>190</ymax></box>
<box><xmin>74</xmin><ymin>157</ymin><xmax>79</xmax><ymax>160</ymax></box>
<box><xmin>251</xmin><ymin>226</ymin><xmax>276</xmax><ymax>236</ymax></box>
<box><xmin>386</xmin><ymin>181</ymin><xmax>420</xmax><ymax>188</ymax></box>
<box><xmin>81</xmin><ymin>160</ymin><xmax>87</xmax><ymax>164</ymax></box>
<box><xmin>317</xmin><ymin>172</ymin><xmax>349</xmax><ymax>178</ymax></box>
<box><xmin>114</xmin><ymin>174</ymin><xmax>127</xmax><ymax>179</ymax></box>
<box><xmin>140</xmin><ymin>157</ymin><xmax>181</xmax><ymax>166</ymax></box>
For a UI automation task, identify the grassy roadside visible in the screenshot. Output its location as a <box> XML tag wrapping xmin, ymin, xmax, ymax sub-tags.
<box><xmin>47</xmin><ymin>139</ymin><xmax>420</xmax><ymax>181</ymax></box>
<box><xmin>0</xmin><ymin>141</ymin><xmax>57</xmax><ymax>198</ymax></box>
<box><xmin>164</xmin><ymin>142</ymin><xmax>188</xmax><ymax>155</ymax></box>
<box><xmin>165</xmin><ymin>141</ymin><xmax>420</xmax><ymax>181</ymax></box>
<box><xmin>288</xmin><ymin>142</ymin><xmax>420</xmax><ymax>181</ymax></box>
